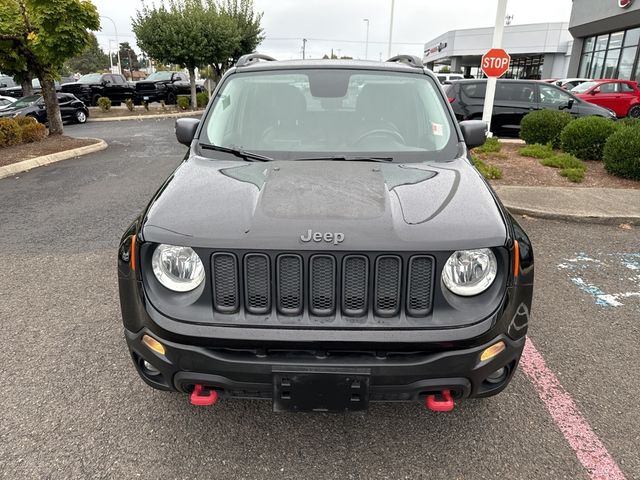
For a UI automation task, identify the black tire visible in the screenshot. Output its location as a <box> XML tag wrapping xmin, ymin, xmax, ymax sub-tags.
<box><xmin>91</xmin><ymin>94</ymin><xmax>101</xmax><ymax>106</ymax></box>
<box><xmin>166</xmin><ymin>91</ymin><xmax>177</xmax><ymax>105</ymax></box>
<box><xmin>628</xmin><ymin>105</ymin><xmax>640</xmax><ymax>119</ymax></box>
<box><xmin>75</xmin><ymin>109</ymin><xmax>88</xmax><ymax>124</ymax></box>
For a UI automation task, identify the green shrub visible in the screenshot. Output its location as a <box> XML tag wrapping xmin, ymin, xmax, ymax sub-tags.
<box><xmin>0</xmin><ymin>118</ymin><xmax>22</xmax><ymax>147</ymax></box>
<box><xmin>177</xmin><ymin>95</ymin><xmax>190</xmax><ymax>110</ymax></box>
<box><xmin>519</xmin><ymin>143</ymin><xmax>554</xmax><ymax>159</ymax></box>
<box><xmin>13</xmin><ymin>116</ymin><xmax>38</xmax><ymax>127</ymax></box>
<box><xmin>520</xmin><ymin>110</ymin><xmax>573</xmax><ymax>148</ymax></box>
<box><xmin>97</xmin><ymin>96</ymin><xmax>111</xmax><ymax>112</ymax></box>
<box><xmin>472</xmin><ymin>156</ymin><xmax>503</xmax><ymax>179</ymax></box>
<box><xmin>125</xmin><ymin>98</ymin><xmax>134</xmax><ymax>112</ymax></box>
<box><xmin>559</xmin><ymin>168</ymin><xmax>585</xmax><ymax>183</ymax></box>
<box><xmin>560</xmin><ymin>116</ymin><xmax>617</xmax><ymax>160</ymax></box>
<box><xmin>603</xmin><ymin>127</ymin><xmax>640</xmax><ymax>180</ymax></box>
<box><xmin>196</xmin><ymin>91</ymin><xmax>209</xmax><ymax>109</ymax></box>
<box><xmin>20</xmin><ymin>121</ymin><xmax>47</xmax><ymax>143</ymax></box>
<box><xmin>473</xmin><ymin>136</ymin><xmax>501</xmax><ymax>154</ymax></box>
<box><xmin>541</xmin><ymin>153</ymin><xmax>585</xmax><ymax>170</ymax></box>
<box><xmin>616</xmin><ymin>117</ymin><xmax>640</xmax><ymax>129</ymax></box>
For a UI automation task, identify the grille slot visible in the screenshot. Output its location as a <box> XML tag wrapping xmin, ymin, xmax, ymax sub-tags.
<box><xmin>277</xmin><ymin>255</ymin><xmax>303</xmax><ymax>315</ymax></box>
<box><xmin>244</xmin><ymin>254</ymin><xmax>271</xmax><ymax>314</ymax></box>
<box><xmin>211</xmin><ymin>253</ymin><xmax>239</xmax><ymax>313</ymax></box>
<box><xmin>309</xmin><ymin>255</ymin><xmax>336</xmax><ymax>316</ymax></box>
<box><xmin>374</xmin><ymin>256</ymin><xmax>402</xmax><ymax>317</ymax></box>
<box><xmin>342</xmin><ymin>255</ymin><xmax>369</xmax><ymax>316</ymax></box>
<box><xmin>407</xmin><ymin>256</ymin><xmax>434</xmax><ymax>317</ymax></box>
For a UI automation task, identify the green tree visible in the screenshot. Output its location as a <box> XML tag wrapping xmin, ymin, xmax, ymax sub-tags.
<box><xmin>133</xmin><ymin>0</ymin><xmax>263</xmax><ymax>109</ymax></box>
<box><xmin>117</xmin><ymin>41</ymin><xmax>140</xmax><ymax>77</ymax></box>
<box><xmin>65</xmin><ymin>32</ymin><xmax>110</xmax><ymax>75</ymax></box>
<box><xmin>0</xmin><ymin>0</ymin><xmax>100</xmax><ymax>135</ymax></box>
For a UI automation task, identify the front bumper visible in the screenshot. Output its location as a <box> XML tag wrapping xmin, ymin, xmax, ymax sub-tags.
<box><xmin>125</xmin><ymin>326</ymin><xmax>525</xmax><ymax>403</ymax></box>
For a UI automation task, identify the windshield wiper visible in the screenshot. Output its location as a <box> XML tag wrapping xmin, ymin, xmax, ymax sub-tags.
<box><xmin>199</xmin><ymin>143</ymin><xmax>273</xmax><ymax>162</ymax></box>
<box><xmin>291</xmin><ymin>155</ymin><xmax>394</xmax><ymax>163</ymax></box>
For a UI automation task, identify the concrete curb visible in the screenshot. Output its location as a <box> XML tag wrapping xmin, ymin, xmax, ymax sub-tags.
<box><xmin>498</xmin><ymin>138</ymin><xmax>525</xmax><ymax>145</ymax></box>
<box><xmin>503</xmin><ymin>204</ymin><xmax>640</xmax><ymax>225</ymax></box>
<box><xmin>87</xmin><ymin>110</ymin><xmax>204</xmax><ymax>122</ymax></box>
<box><xmin>0</xmin><ymin>138</ymin><xmax>107</xmax><ymax>180</ymax></box>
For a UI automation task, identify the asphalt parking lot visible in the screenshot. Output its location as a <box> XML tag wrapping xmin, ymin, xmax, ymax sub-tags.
<box><xmin>0</xmin><ymin>118</ymin><xmax>638</xmax><ymax>479</ymax></box>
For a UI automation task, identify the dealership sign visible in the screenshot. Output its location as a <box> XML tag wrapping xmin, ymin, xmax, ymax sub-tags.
<box><xmin>619</xmin><ymin>0</ymin><xmax>633</xmax><ymax>8</ymax></box>
<box><xmin>424</xmin><ymin>42</ymin><xmax>448</xmax><ymax>58</ymax></box>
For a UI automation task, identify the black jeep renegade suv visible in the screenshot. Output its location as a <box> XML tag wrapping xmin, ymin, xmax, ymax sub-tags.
<box><xmin>117</xmin><ymin>54</ymin><xmax>534</xmax><ymax>413</ymax></box>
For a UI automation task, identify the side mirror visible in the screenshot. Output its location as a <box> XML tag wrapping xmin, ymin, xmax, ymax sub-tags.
<box><xmin>175</xmin><ymin>118</ymin><xmax>200</xmax><ymax>146</ymax></box>
<box><xmin>567</xmin><ymin>98</ymin><xmax>575</xmax><ymax>109</ymax></box>
<box><xmin>459</xmin><ymin>120</ymin><xmax>487</xmax><ymax>149</ymax></box>
<box><xmin>591</xmin><ymin>88</ymin><xmax>600</xmax><ymax>95</ymax></box>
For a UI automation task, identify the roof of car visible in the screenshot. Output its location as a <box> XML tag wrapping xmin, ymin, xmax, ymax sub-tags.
<box><xmin>234</xmin><ymin>58</ymin><xmax>428</xmax><ymax>74</ymax></box>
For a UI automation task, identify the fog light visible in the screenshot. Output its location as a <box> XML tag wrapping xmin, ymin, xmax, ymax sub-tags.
<box><xmin>480</xmin><ymin>341</ymin><xmax>506</xmax><ymax>362</ymax></box>
<box><xmin>486</xmin><ymin>367</ymin><xmax>507</xmax><ymax>384</ymax></box>
<box><xmin>142</xmin><ymin>334</ymin><xmax>166</xmax><ymax>355</ymax></box>
<box><xmin>143</xmin><ymin>360</ymin><xmax>161</xmax><ymax>376</ymax></box>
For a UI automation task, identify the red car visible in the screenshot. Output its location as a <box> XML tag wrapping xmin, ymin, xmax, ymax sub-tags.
<box><xmin>571</xmin><ymin>79</ymin><xmax>640</xmax><ymax>118</ymax></box>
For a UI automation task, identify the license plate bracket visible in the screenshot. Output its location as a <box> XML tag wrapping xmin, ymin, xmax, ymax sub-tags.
<box><xmin>273</xmin><ymin>368</ymin><xmax>370</xmax><ymax>412</ymax></box>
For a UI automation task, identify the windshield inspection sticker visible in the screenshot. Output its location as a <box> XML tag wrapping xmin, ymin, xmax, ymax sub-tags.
<box><xmin>431</xmin><ymin>122</ymin><xmax>444</xmax><ymax>136</ymax></box>
<box><xmin>558</xmin><ymin>252</ymin><xmax>640</xmax><ymax>307</ymax></box>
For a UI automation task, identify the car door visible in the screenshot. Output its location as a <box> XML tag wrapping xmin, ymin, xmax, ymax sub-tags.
<box><xmin>617</xmin><ymin>82</ymin><xmax>638</xmax><ymax>116</ymax></box>
<box><xmin>492</xmin><ymin>81</ymin><xmax>537</xmax><ymax>136</ymax></box>
<box><xmin>57</xmin><ymin>93</ymin><xmax>74</xmax><ymax>120</ymax></box>
<box><xmin>588</xmin><ymin>82</ymin><xmax>621</xmax><ymax>115</ymax></box>
<box><xmin>174</xmin><ymin>73</ymin><xmax>189</xmax><ymax>95</ymax></box>
<box><xmin>537</xmin><ymin>83</ymin><xmax>578</xmax><ymax>117</ymax></box>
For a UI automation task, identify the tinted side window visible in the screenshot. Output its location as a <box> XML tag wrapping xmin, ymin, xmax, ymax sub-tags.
<box><xmin>599</xmin><ymin>83</ymin><xmax>617</xmax><ymax>93</ymax></box>
<box><xmin>495</xmin><ymin>82</ymin><xmax>535</xmax><ymax>103</ymax></box>
<box><xmin>112</xmin><ymin>75</ymin><xmax>125</xmax><ymax>85</ymax></box>
<box><xmin>539</xmin><ymin>84</ymin><xmax>572</xmax><ymax>107</ymax></box>
<box><xmin>620</xmin><ymin>83</ymin><xmax>634</xmax><ymax>92</ymax></box>
<box><xmin>102</xmin><ymin>75</ymin><xmax>112</xmax><ymax>85</ymax></box>
<box><xmin>460</xmin><ymin>82</ymin><xmax>486</xmax><ymax>98</ymax></box>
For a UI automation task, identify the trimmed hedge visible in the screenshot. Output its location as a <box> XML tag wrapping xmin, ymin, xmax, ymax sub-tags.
<box><xmin>603</xmin><ymin>126</ymin><xmax>640</xmax><ymax>180</ymax></box>
<box><xmin>196</xmin><ymin>91</ymin><xmax>209</xmax><ymax>108</ymax></box>
<box><xmin>20</xmin><ymin>121</ymin><xmax>47</xmax><ymax>143</ymax></box>
<box><xmin>0</xmin><ymin>118</ymin><xmax>23</xmax><ymax>147</ymax></box>
<box><xmin>177</xmin><ymin>95</ymin><xmax>190</xmax><ymax>110</ymax></box>
<box><xmin>560</xmin><ymin>116</ymin><xmax>617</xmax><ymax>160</ymax></box>
<box><xmin>520</xmin><ymin>110</ymin><xmax>573</xmax><ymax>148</ymax></box>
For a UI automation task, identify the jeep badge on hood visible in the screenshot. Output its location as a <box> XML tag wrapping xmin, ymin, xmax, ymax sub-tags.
<box><xmin>300</xmin><ymin>230</ymin><xmax>345</xmax><ymax>245</ymax></box>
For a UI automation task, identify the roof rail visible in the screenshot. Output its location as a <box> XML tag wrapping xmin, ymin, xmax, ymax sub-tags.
<box><xmin>386</xmin><ymin>55</ymin><xmax>423</xmax><ymax>68</ymax></box>
<box><xmin>236</xmin><ymin>53</ymin><xmax>277</xmax><ymax>68</ymax></box>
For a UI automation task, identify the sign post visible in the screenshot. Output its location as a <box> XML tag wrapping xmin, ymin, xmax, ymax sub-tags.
<box><xmin>481</xmin><ymin>0</ymin><xmax>510</xmax><ymax>135</ymax></box>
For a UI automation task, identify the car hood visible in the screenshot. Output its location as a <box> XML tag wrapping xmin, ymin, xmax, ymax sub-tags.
<box><xmin>141</xmin><ymin>157</ymin><xmax>507</xmax><ymax>251</ymax></box>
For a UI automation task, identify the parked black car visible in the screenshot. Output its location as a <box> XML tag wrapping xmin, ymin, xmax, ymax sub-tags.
<box><xmin>118</xmin><ymin>54</ymin><xmax>534</xmax><ymax>413</ymax></box>
<box><xmin>0</xmin><ymin>78</ymin><xmax>70</xmax><ymax>98</ymax></box>
<box><xmin>61</xmin><ymin>73</ymin><xmax>134</xmax><ymax>106</ymax></box>
<box><xmin>0</xmin><ymin>93</ymin><xmax>89</xmax><ymax>124</ymax></box>
<box><xmin>134</xmin><ymin>71</ymin><xmax>203</xmax><ymax>104</ymax></box>
<box><xmin>445</xmin><ymin>79</ymin><xmax>617</xmax><ymax>137</ymax></box>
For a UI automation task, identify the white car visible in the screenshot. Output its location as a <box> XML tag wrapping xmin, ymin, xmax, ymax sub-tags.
<box><xmin>0</xmin><ymin>95</ymin><xmax>16</xmax><ymax>110</ymax></box>
<box><xmin>554</xmin><ymin>78</ymin><xmax>592</xmax><ymax>90</ymax></box>
<box><xmin>437</xmin><ymin>73</ymin><xmax>465</xmax><ymax>84</ymax></box>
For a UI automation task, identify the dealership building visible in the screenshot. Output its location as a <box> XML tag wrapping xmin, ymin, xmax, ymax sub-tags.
<box><xmin>422</xmin><ymin>23</ymin><xmax>573</xmax><ymax>79</ymax></box>
<box><xmin>567</xmin><ymin>0</ymin><xmax>640</xmax><ymax>80</ymax></box>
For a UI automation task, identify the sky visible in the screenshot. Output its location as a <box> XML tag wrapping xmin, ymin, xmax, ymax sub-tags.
<box><xmin>93</xmin><ymin>0</ymin><xmax>574</xmax><ymax>61</ymax></box>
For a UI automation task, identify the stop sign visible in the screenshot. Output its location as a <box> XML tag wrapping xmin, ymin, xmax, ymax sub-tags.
<box><xmin>482</xmin><ymin>48</ymin><xmax>511</xmax><ymax>78</ymax></box>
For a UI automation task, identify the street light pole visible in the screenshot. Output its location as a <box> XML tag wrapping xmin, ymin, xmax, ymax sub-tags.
<box><xmin>100</xmin><ymin>15</ymin><xmax>121</xmax><ymax>75</ymax></box>
<box><xmin>363</xmin><ymin>19</ymin><xmax>370</xmax><ymax>60</ymax></box>
<box><xmin>387</xmin><ymin>0</ymin><xmax>395</xmax><ymax>58</ymax></box>
<box><xmin>481</xmin><ymin>0</ymin><xmax>509</xmax><ymax>135</ymax></box>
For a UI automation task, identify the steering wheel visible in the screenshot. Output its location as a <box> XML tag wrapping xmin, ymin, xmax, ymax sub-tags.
<box><xmin>353</xmin><ymin>129</ymin><xmax>406</xmax><ymax>146</ymax></box>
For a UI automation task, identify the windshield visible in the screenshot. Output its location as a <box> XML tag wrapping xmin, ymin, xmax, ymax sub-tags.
<box><xmin>571</xmin><ymin>81</ymin><xmax>598</xmax><ymax>93</ymax></box>
<box><xmin>146</xmin><ymin>72</ymin><xmax>173</xmax><ymax>81</ymax></box>
<box><xmin>12</xmin><ymin>95</ymin><xmax>41</xmax><ymax>108</ymax></box>
<box><xmin>77</xmin><ymin>73</ymin><xmax>103</xmax><ymax>84</ymax></box>
<box><xmin>199</xmin><ymin>69</ymin><xmax>457</xmax><ymax>161</ymax></box>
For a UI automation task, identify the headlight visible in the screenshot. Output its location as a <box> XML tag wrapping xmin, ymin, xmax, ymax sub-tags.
<box><xmin>442</xmin><ymin>248</ymin><xmax>497</xmax><ymax>296</ymax></box>
<box><xmin>151</xmin><ymin>244</ymin><xmax>205</xmax><ymax>292</ymax></box>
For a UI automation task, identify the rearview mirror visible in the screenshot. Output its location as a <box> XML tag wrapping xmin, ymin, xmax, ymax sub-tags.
<box><xmin>175</xmin><ymin>118</ymin><xmax>200</xmax><ymax>146</ymax></box>
<box><xmin>459</xmin><ymin>120</ymin><xmax>487</xmax><ymax>149</ymax></box>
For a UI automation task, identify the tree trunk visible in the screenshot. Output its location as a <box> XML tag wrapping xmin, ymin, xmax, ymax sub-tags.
<box><xmin>20</xmin><ymin>76</ymin><xmax>34</xmax><ymax>97</ymax></box>
<box><xmin>188</xmin><ymin>66</ymin><xmax>197</xmax><ymax>110</ymax></box>
<box><xmin>40</xmin><ymin>77</ymin><xmax>63</xmax><ymax>135</ymax></box>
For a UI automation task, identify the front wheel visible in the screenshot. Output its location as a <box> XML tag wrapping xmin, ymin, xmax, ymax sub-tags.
<box><xmin>628</xmin><ymin>105</ymin><xmax>640</xmax><ymax>119</ymax></box>
<box><xmin>75</xmin><ymin>109</ymin><xmax>88</xmax><ymax>124</ymax></box>
<box><xmin>166</xmin><ymin>91</ymin><xmax>177</xmax><ymax>105</ymax></box>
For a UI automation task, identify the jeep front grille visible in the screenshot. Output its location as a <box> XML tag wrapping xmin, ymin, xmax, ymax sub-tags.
<box><xmin>210</xmin><ymin>252</ymin><xmax>435</xmax><ymax>324</ymax></box>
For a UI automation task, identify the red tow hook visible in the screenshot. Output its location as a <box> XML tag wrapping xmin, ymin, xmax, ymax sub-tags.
<box><xmin>426</xmin><ymin>389</ymin><xmax>455</xmax><ymax>412</ymax></box>
<box><xmin>190</xmin><ymin>384</ymin><xmax>218</xmax><ymax>406</ymax></box>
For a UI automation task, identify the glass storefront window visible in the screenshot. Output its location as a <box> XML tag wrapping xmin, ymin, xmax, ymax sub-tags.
<box><xmin>595</xmin><ymin>35</ymin><xmax>609</xmax><ymax>51</ymax></box>
<box><xmin>609</xmin><ymin>32</ymin><xmax>624</xmax><ymax>50</ymax></box>
<box><xmin>618</xmin><ymin>47</ymin><xmax>637</xmax><ymax>80</ymax></box>
<box><xmin>590</xmin><ymin>51</ymin><xmax>606</xmax><ymax>78</ymax></box>
<box><xmin>579</xmin><ymin>53</ymin><xmax>593</xmax><ymax>78</ymax></box>
<box><xmin>624</xmin><ymin>28</ymin><xmax>640</xmax><ymax>47</ymax></box>
<box><xmin>603</xmin><ymin>49</ymin><xmax>621</xmax><ymax>78</ymax></box>
<box><xmin>583</xmin><ymin>36</ymin><xmax>595</xmax><ymax>53</ymax></box>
